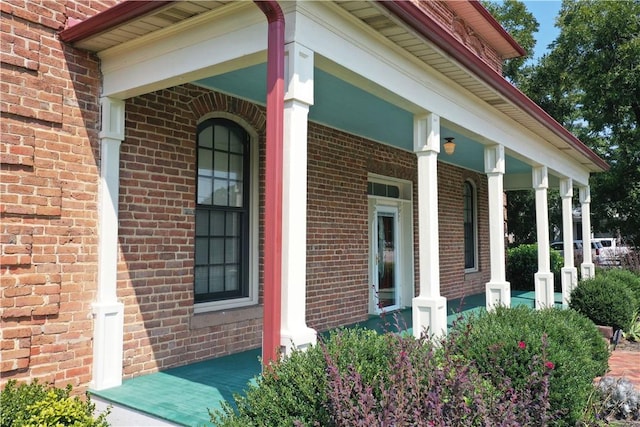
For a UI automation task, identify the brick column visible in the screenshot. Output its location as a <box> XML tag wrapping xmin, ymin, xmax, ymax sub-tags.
<box><xmin>560</xmin><ymin>178</ymin><xmax>577</xmax><ymax>306</ymax></box>
<box><xmin>280</xmin><ymin>42</ymin><xmax>317</xmax><ymax>353</ymax></box>
<box><xmin>484</xmin><ymin>144</ymin><xmax>510</xmax><ymax>310</ymax></box>
<box><xmin>92</xmin><ymin>97</ymin><xmax>125</xmax><ymax>390</ymax></box>
<box><xmin>412</xmin><ymin>113</ymin><xmax>447</xmax><ymax>339</ymax></box>
<box><xmin>579</xmin><ymin>185</ymin><xmax>595</xmax><ymax>279</ymax></box>
<box><xmin>533</xmin><ymin>166</ymin><xmax>554</xmax><ymax>308</ymax></box>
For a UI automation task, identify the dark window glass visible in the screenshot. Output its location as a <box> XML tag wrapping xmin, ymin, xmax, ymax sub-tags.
<box><xmin>195</xmin><ymin>119</ymin><xmax>249</xmax><ymax>303</ymax></box>
<box><xmin>463</xmin><ymin>181</ymin><xmax>476</xmax><ymax>269</ymax></box>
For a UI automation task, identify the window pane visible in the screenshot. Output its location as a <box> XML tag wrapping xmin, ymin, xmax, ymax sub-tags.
<box><xmin>210</xmin><ymin>238</ymin><xmax>224</xmax><ymax>264</ymax></box>
<box><xmin>387</xmin><ymin>185</ymin><xmax>400</xmax><ymax>198</ymax></box>
<box><xmin>194</xmin><ymin>267</ymin><xmax>209</xmax><ymax>294</ymax></box>
<box><xmin>213</xmin><ymin>179</ymin><xmax>229</xmax><ymax>206</ymax></box>
<box><xmin>229</xmin><ymin>153</ymin><xmax>243</xmax><ymax>181</ymax></box>
<box><xmin>198</xmin><ymin>177</ymin><xmax>212</xmax><ymax>205</ymax></box>
<box><xmin>225</xmin><ymin>265</ymin><xmax>239</xmax><ymax>291</ymax></box>
<box><xmin>210</xmin><ymin>211</ymin><xmax>225</xmax><ymax>236</ymax></box>
<box><xmin>195</xmin><ymin>237</ymin><xmax>208</xmax><ymax>265</ymax></box>
<box><xmin>214</xmin><ymin>126</ymin><xmax>228</xmax><ymax>151</ymax></box>
<box><xmin>214</xmin><ymin>151</ymin><xmax>228</xmax><ymax>179</ymax></box>
<box><xmin>210</xmin><ymin>266</ymin><xmax>224</xmax><ymax>292</ymax></box>
<box><xmin>225</xmin><ymin>237</ymin><xmax>239</xmax><ymax>263</ymax></box>
<box><xmin>229</xmin><ymin>181</ymin><xmax>243</xmax><ymax>207</ymax></box>
<box><xmin>226</xmin><ymin>212</ymin><xmax>239</xmax><ymax>236</ymax></box>
<box><xmin>198</xmin><ymin>126</ymin><xmax>213</xmax><ymax>148</ymax></box>
<box><xmin>195</xmin><ymin>210</ymin><xmax>209</xmax><ymax>236</ymax></box>
<box><xmin>198</xmin><ymin>148</ymin><xmax>213</xmax><ymax>176</ymax></box>
<box><xmin>229</xmin><ymin>128</ymin><xmax>243</xmax><ymax>154</ymax></box>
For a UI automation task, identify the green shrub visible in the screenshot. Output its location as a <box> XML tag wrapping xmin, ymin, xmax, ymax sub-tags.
<box><xmin>599</xmin><ymin>268</ymin><xmax>640</xmax><ymax>311</ymax></box>
<box><xmin>447</xmin><ymin>306</ymin><xmax>609</xmax><ymax>426</ymax></box>
<box><xmin>507</xmin><ymin>244</ymin><xmax>563</xmax><ymax>291</ymax></box>
<box><xmin>569</xmin><ymin>275</ymin><xmax>638</xmax><ymax>331</ymax></box>
<box><xmin>213</xmin><ymin>324</ymin><xmax>560</xmax><ymax>426</ymax></box>
<box><xmin>211</xmin><ymin>328</ymin><xmax>393</xmax><ymax>426</ymax></box>
<box><xmin>0</xmin><ymin>380</ymin><xmax>109</xmax><ymax>427</ymax></box>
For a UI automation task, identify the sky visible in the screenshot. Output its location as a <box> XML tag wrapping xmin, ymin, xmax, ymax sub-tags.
<box><xmin>522</xmin><ymin>1</ymin><xmax>562</xmax><ymax>60</ymax></box>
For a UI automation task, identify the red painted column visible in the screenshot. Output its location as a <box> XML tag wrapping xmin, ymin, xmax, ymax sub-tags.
<box><xmin>254</xmin><ymin>0</ymin><xmax>285</xmax><ymax>367</ymax></box>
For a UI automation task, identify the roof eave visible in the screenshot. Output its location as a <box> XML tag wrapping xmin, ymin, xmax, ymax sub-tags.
<box><xmin>377</xmin><ymin>1</ymin><xmax>609</xmax><ymax>172</ymax></box>
<box><xmin>59</xmin><ymin>1</ymin><xmax>175</xmax><ymax>44</ymax></box>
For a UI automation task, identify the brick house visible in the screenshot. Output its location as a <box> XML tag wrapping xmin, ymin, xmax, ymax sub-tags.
<box><xmin>1</xmin><ymin>0</ymin><xmax>608</xmax><ymax>396</ymax></box>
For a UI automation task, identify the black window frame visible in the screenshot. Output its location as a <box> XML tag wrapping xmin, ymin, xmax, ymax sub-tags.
<box><xmin>463</xmin><ymin>180</ymin><xmax>476</xmax><ymax>270</ymax></box>
<box><xmin>194</xmin><ymin>118</ymin><xmax>250</xmax><ymax>303</ymax></box>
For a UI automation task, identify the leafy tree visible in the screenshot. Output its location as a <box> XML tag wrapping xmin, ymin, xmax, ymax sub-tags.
<box><xmin>524</xmin><ymin>0</ymin><xmax>640</xmax><ymax>244</ymax></box>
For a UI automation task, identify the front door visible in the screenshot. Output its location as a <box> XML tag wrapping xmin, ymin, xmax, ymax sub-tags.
<box><xmin>374</xmin><ymin>206</ymin><xmax>400</xmax><ymax>312</ymax></box>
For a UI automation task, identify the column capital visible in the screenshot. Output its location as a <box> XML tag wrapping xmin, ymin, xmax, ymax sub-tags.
<box><xmin>414</xmin><ymin>113</ymin><xmax>440</xmax><ymax>153</ymax></box>
<box><xmin>99</xmin><ymin>97</ymin><xmax>125</xmax><ymax>140</ymax></box>
<box><xmin>532</xmin><ymin>165</ymin><xmax>548</xmax><ymax>190</ymax></box>
<box><xmin>579</xmin><ymin>185</ymin><xmax>591</xmax><ymax>204</ymax></box>
<box><xmin>559</xmin><ymin>177</ymin><xmax>573</xmax><ymax>198</ymax></box>
<box><xmin>484</xmin><ymin>144</ymin><xmax>505</xmax><ymax>175</ymax></box>
<box><xmin>284</xmin><ymin>42</ymin><xmax>314</xmax><ymax>105</ymax></box>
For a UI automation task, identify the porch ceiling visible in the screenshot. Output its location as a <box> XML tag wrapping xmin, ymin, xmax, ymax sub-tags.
<box><xmin>194</xmin><ymin>64</ymin><xmax>531</xmax><ymax>175</ymax></box>
<box><xmin>59</xmin><ymin>0</ymin><xmax>606</xmax><ymax>178</ymax></box>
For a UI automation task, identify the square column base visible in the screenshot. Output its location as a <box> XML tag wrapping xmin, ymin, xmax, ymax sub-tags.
<box><xmin>91</xmin><ymin>301</ymin><xmax>124</xmax><ymax>391</ymax></box>
<box><xmin>561</xmin><ymin>267</ymin><xmax>578</xmax><ymax>307</ymax></box>
<box><xmin>534</xmin><ymin>272</ymin><xmax>555</xmax><ymax>309</ymax></box>
<box><xmin>281</xmin><ymin>327</ymin><xmax>317</xmax><ymax>354</ymax></box>
<box><xmin>581</xmin><ymin>263</ymin><xmax>595</xmax><ymax>280</ymax></box>
<box><xmin>486</xmin><ymin>281</ymin><xmax>511</xmax><ymax>310</ymax></box>
<box><xmin>412</xmin><ymin>296</ymin><xmax>447</xmax><ymax>339</ymax></box>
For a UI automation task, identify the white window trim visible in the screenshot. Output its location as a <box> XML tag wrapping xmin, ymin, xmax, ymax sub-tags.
<box><xmin>194</xmin><ymin>112</ymin><xmax>259</xmax><ymax>314</ymax></box>
<box><xmin>464</xmin><ymin>179</ymin><xmax>479</xmax><ymax>273</ymax></box>
<box><xmin>367</xmin><ymin>174</ymin><xmax>414</xmax><ymax>314</ymax></box>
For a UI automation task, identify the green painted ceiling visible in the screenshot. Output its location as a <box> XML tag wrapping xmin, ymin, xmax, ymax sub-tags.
<box><xmin>195</xmin><ymin>64</ymin><xmax>531</xmax><ymax>175</ymax></box>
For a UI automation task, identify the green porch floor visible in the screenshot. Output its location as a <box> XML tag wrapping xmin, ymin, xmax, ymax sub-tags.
<box><xmin>91</xmin><ymin>290</ymin><xmax>562</xmax><ymax>426</ymax></box>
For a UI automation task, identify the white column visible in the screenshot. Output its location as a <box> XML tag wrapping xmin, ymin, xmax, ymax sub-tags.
<box><xmin>579</xmin><ymin>186</ymin><xmax>595</xmax><ymax>279</ymax></box>
<box><xmin>412</xmin><ymin>113</ymin><xmax>447</xmax><ymax>339</ymax></box>
<box><xmin>484</xmin><ymin>145</ymin><xmax>510</xmax><ymax>310</ymax></box>
<box><xmin>280</xmin><ymin>42</ymin><xmax>317</xmax><ymax>353</ymax></box>
<box><xmin>92</xmin><ymin>97</ymin><xmax>125</xmax><ymax>390</ymax></box>
<box><xmin>559</xmin><ymin>178</ymin><xmax>577</xmax><ymax>306</ymax></box>
<box><xmin>533</xmin><ymin>166</ymin><xmax>554</xmax><ymax>308</ymax></box>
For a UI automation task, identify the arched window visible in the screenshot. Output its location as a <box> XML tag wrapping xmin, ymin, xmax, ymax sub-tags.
<box><xmin>195</xmin><ymin>118</ymin><xmax>250</xmax><ymax>303</ymax></box>
<box><xmin>463</xmin><ymin>180</ymin><xmax>477</xmax><ymax>270</ymax></box>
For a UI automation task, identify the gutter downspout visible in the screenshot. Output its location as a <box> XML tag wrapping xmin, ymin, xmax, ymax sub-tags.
<box><xmin>254</xmin><ymin>0</ymin><xmax>285</xmax><ymax>367</ymax></box>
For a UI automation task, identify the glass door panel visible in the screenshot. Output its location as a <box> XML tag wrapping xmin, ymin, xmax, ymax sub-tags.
<box><xmin>375</xmin><ymin>208</ymin><xmax>399</xmax><ymax>312</ymax></box>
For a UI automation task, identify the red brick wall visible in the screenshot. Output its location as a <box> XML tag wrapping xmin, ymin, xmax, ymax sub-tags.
<box><xmin>117</xmin><ymin>86</ymin><xmax>266</xmax><ymax>377</ymax></box>
<box><xmin>438</xmin><ymin>164</ymin><xmax>491</xmax><ymax>300</ymax></box>
<box><xmin>0</xmin><ymin>0</ymin><xmax>119</xmax><ymax>390</ymax></box>
<box><xmin>413</xmin><ymin>0</ymin><xmax>504</xmax><ymax>74</ymax></box>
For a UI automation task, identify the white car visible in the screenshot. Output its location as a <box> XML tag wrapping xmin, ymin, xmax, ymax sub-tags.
<box><xmin>550</xmin><ymin>240</ymin><xmax>603</xmax><ymax>263</ymax></box>
<box><xmin>592</xmin><ymin>237</ymin><xmax>630</xmax><ymax>266</ymax></box>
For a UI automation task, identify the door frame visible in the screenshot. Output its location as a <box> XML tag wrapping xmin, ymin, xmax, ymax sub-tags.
<box><xmin>367</xmin><ymin>175</ymin><xmax>414</xmax><ymax>315</ymax></box>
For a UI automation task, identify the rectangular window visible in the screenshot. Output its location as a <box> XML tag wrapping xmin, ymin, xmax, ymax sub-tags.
<box><xmin>464</xmin><ymin>181</ymin><xmax>476</xmax><ymax>270</ymax></box>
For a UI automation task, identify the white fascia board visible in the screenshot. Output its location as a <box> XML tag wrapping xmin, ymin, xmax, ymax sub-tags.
<box><xmin>295</xmin><ymin>2</ymin><xmax>591</xmax><ymax>185</ymax></box>
<box><xmin>98</xmin><ymin>4</ymin><xmax>267</xmax><ymax>99</ymax></box>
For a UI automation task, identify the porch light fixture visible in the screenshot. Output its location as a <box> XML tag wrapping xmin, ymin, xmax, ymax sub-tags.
<box><xmin>443</xmin><ymin>137</ymin><xmax>456</xmax><ymax>155</ymax></box>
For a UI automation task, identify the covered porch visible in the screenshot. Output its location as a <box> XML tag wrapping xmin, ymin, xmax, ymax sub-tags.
<box><xmin>92</xmin><ymin>290</ymin><xmax>562</xmax><ymax>427</ymax></box>
<box><xmin>57</xmin><ymin>0</ymin><xmax>609</xmax><ymax>398</ymax></box>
